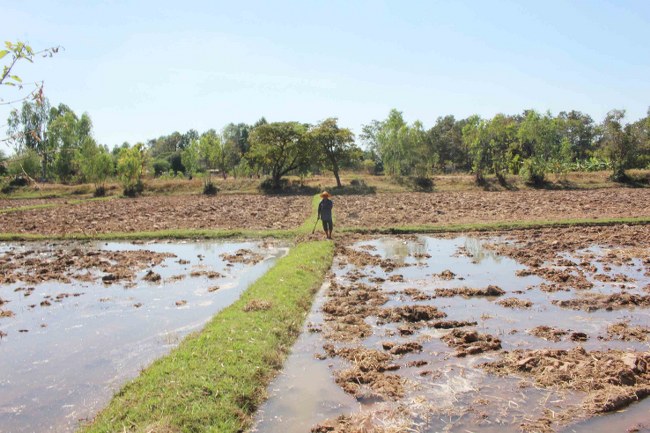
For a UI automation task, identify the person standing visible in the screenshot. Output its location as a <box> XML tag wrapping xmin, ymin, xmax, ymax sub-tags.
<box><xmin>317</xmin><ymin>191</ymin><xmax>334</xmax><ymax>239</ymax></box>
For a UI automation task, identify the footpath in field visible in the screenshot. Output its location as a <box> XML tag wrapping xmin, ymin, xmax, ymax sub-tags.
<box><xmin>253</xmin><ymin>224</ymin><xmax>650</xmax><ymax>433</ymax></box>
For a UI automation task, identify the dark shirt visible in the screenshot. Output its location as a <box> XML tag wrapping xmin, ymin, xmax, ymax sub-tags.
<box><xmin>318</xmin><ymin>198</ymin><xmax>333</xmax><ymax>221</ymax></box>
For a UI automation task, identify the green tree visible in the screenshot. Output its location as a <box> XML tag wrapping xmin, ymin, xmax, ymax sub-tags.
<box><xmin>48</xmin><ymin>105</ymin><xmax>94</xmax><ymax>182</ymax></box>
<box><xmin>308</xmin><ymin>118</ymin><xmax>355</xmax><ymax>187</ymax></box>
<box><xmin>600</xmin><ymin>109</ymin><xmax>636</xmax><ymax>181</ymax></box>
<box><xmin>117</xmin><ymin>143</ymin><xmax>146</xmax><ymax>196</ymax></box>
<box><xmin>180</xmin><ymin>139</ymin><xmax>200</xmax><ymax>178</ymax></box>
<box><xmin>78</xmin><ymin>141</ymin><xmax>113</xmax><ymax>195</ymax></box>
<box><xmin>198</xmin><ymin>129</ymin><xmax>238</xmax><ymax>179</ymax></box>
<box><xmin>7</xmin><ymin>98</ymin><xmax>54</xmax><ymax>180</ymax></box>
<box><xmin>462</xmin><ymin>115</ymin><xmax>490</xmax><ymax>184</ymax></box>
<box><xmin>247</xmin><ymin>121</ymin><xmax>310</xmax><ymax>189</ymax></box>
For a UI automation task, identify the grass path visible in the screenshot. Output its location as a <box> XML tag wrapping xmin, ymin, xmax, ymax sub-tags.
<box><xmin>79</xmin><ymin>196</ymin><xmax>334</xmax><ymax>433</ymax></box>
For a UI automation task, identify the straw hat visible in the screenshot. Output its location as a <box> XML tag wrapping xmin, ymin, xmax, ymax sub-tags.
<box><xmin>320</xmin><ymin>191</ymin><xmax>332</xmax><ymax>198</ymax></box>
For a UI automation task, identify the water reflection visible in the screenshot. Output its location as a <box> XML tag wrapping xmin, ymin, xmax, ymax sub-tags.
<box><xmin>0</xmin><ymin>240</ymin><xmax>287</xmax><ymax>433</ymax></box>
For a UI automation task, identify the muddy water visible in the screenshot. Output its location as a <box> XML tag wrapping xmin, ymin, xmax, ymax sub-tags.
<box><xmin>0</xmin><ymin>240</ymin><xmax>287</xmax><ymax>433</ymax></box>
<box><xmin>252</xmin><ymin>235</ymin><xmax>650</xmax><ymax>433</ymax></box>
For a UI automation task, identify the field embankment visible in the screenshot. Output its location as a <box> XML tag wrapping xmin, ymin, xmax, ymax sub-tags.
<box><xmin>78</xmin><ymin>240</ymin><xmax>334</xmax><ymax>433</ymax></box>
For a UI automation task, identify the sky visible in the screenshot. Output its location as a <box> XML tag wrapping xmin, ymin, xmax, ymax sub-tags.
<box><xmin>2</xmin><ymin>0</ymin><xmax>650</xmax><ymax>153</ymax></box>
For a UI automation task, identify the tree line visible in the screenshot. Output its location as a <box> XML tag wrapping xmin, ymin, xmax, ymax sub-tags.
<box><xmin>2</xmin><ymin>98</ymin><xmax>649</xmax><ymax>196</ymax></box>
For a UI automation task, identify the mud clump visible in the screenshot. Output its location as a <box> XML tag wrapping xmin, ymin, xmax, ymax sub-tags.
<box><xmin>189</xmin><ymin>270</ymin><xmax>223</xmax><ymax>279</ymax></box>
<box><xmin>0</xmin><ymin>309</ymin><xmax>15</xmax><ymax>318</ymax></box>
<box><xmin>606</xmin><ymin>322</ymin><xmax>650</xmax><ymax>342</ymax></box>
<box><xmin>322</xmin><ymin>281</ymin><xmax>388</xmax><ymax>341</ymax></box>
<box><xmin>402</xmin><ymin>287</ymin><xmax>432</xmax><ymax>301</ymax></box>
<box><xmin>530</xmin><ymin>326</ymin><xmax>568</xmax><ymax>342</ymax></box>
<box><xmin>441</xmin><ymin>329</ymin><xmax>502</xmax><ymax>357</ymax></box>
<box><xmin>553</xmin><ymin>293</ymin><xmax>650</xmax><ymax>311</ymax></box>
<box><xmin>327</xmin><ymin>346</ymin><xmax>405</xmax><ymax>400</ymax></box>
<box><xmin>336</xmin><ymin>245</ymin><xmax>404</xmax><ymax>272</ymax></box>
<box><xmin>497</xmin><ymin>297</ymin><xmax>533</xmax><ymax>309</ymax></box>
<box><xmin>481</xmin><ymin>347</ymin><xmax>650</xmax><ymax>415</ymax></box>
<box><xmin>382</xmin><ymin>341</ymin><xmax>423</xmax><ymax>355</ymax></box>
<box><xmin>220</xmin><ymin>249</ymin><xmax>263</xmax><ymax>265</ymax></box>
<box><xmin>378</xmin><ymin>305</ymin><xmax>447</xmax><ymax>323</ymax></box>
<box><xmin>431</xmin><ymin>320</ymin><xmax>478</xmax><ymax>329</ymax></box>
<box><xmin>435</xmin><ymin>285</ymin><xmax>504</xmax><ymax>298</ymax></box>
<box><xmin>433</xmin><ymin>269</ymin><xmax>456</xmax><ymax>280</ymax></box>
<box><xmin>143</xmin><ymin>270</ymin><xmax>161</xmax><ymax>282</ymax></box>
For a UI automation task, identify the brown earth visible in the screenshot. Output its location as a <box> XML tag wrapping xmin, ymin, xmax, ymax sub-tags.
<box><xmin>435</xmin><ymin>285</ymin><xmax>504</xmax><ymax>298</ymax></box>
<box><xmin>530</xmin><ymin>326</ymin><xmax>569</xmax><ymax>342</ymax></box>
<box><xmin>0</xmin><ymin>194</ymin><xmax>311</xmax><ymax>234</ymax></box>
<box><xmin>481</xmin><ymin>347</ymin><xmax>650</xmax><ymax>415</ymax></box>
<box><xmin>606</xmin><ymin>322</ymin><xmax>650</xmax><ymax>342</ymax></box>
<box><xmin>441</xmin><ymin>329</ymin><xmax>502</xmax><ymax>357</ymax></box>
<box><xmin>497</xmin><ymin>297</ymin><xmax>533</xmax><ymax>309</ymax></box>
<box><xmin>335</xmin><ymin>189</ymin><xmax>650</xmax><ymax>228</ymax></box>
<box><xmin>0</xmin><ymin>246</ymin><xmax>174</xmax><ymax>285</ymax></box>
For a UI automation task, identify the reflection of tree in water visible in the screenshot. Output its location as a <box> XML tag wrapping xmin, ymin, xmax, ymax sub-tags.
<box><xmin>380</xmin><ymin>238</ymin><xmax>427</xmax><ymax>263</ymax></box>
<box><xmin>464</xmin><ymin>238</ymin><xmax>501</xmax><ymax>263</ymax></box>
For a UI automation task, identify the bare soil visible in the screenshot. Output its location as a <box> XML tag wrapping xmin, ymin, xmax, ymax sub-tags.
<box><xmin>0</xmin><ymin>194</ymin><xmax>311</xmax><ymax>234</ymax></box>
<box><xmin>481</xmin><ymin>347</ymin><xmax>650</xmax><ymax>415</ymax></box>
<box><xmin>335</xmin><ymin>189</ymin><xmax>650</xmax><ymax>228</ymax></box>
<box><xmin>0</xmin><ymin>245</ymin><xmax>174</xmax><ymax>285</ymax></box>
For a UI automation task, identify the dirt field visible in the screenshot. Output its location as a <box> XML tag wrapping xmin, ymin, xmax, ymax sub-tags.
<box><xmin>335</xmin><ymin>189</ymin><xmax>650</xmax><ymax>228</ymax></box>
<box><xmin>0</xmin><ymin>194</ymin><xmax>311</xmax><ymax>234</ymax></box>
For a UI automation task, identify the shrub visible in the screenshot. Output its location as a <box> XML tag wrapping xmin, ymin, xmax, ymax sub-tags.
<box><xmin>203</xmin><ymin>180</ymin><xmax>219</xmax><ymax>195</ymax></box>
<box><xmin>93</xmin><ymin>186</ymin><xmax>106</xmax><ymax>197</ymax></box>
<box><xmin>152</xmin><ymin>159</ymin><xmax>171</xmax><ymax>177</ymax></box>
<box><xmin>258</xmin><ymin>177</ymin><xmax>289</xmax><ymax>192</ymax></box>
<box><xmin>123</xmin><ymin>180</ymin><xmax>144</xmax><ymax>197</ymax></box>
<box><xmin>521</xmin><ymin>158</ymin><xmax>546</xmax><ymax>187</ymax></box>
<box><xmin>411</xmin><ymin>176</ymin><xmax>433</xmax><ymax>191</ymax></box>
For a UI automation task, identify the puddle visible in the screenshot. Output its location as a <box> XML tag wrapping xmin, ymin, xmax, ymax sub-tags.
<box><xmin>253</xmin><ymin>235</ymin><xmax>650</xmax><ymax>433</ymax></box>
<box><xmin>0</xmin><ymin>239</ymin><xmax>288</xmax><ymax>433</ymax></box>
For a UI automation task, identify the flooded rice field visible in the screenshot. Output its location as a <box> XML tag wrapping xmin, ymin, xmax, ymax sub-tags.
<box><xmin>0</xmin><ymin>239</ymin><xmax>288</xmax><ymax>433</ymax></box>
<box><xmin>253</xmin><ymin>226</ymin><xmax>650</xmax><ymax>433</ymax></box>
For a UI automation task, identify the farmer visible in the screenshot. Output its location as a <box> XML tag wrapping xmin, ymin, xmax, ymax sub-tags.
<box><xmin>317</xmin><ymin>191</ymin><xmax>334</xmax><ymax>239</ymax></box>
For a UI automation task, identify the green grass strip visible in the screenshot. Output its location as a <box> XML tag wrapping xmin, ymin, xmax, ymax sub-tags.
<box><xmin>340</xmin><ymin>216</ymin><xmax>650</xmax><ymax>235</ymax></box>
<box><xmin>79</xmin><ymin>240</ymin><xmax>334</xmax><ymax>433</ymax></box>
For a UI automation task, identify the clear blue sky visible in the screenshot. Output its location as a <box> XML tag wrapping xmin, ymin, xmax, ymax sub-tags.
<box><xmin>2</xmin><ymin>0</ymin><xmax>649</xmax><ymax>152</ymax></box>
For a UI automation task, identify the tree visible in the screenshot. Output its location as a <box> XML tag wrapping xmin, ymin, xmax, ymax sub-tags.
<box><xmin>7</xmin><ymin>98</ymin><xmax>53</xmax><ymax>180</ymax></box>
<box><xmin>309</xmin><ymin>118</ymin><xmax>355</xmax><ymax>187</ymax></box>
<box><xmin>222</xmin><ymin>122</ymin><xmax>251</xmax><ymax>160</ymax></box>
<box><xmin>47</xmin><ymin>105</ymin><xmax>94</xmax><ymax>182</ymax></box>
<box><xmin>198</xmin><ymin>129</ymin><xmax>238</xmax><ymax>179</ymax></box>
<box><xmin>78</xmin><ymin>140</ymin><xmax>113</xmax><ymax>195</ymax></box>
<box><xmin>181</xmin><ymin>139</ymin><xmax>200</xmax><ymax>178</ymax></box>
<box><xmin>117</xmin><ymin>143</ymin><xmax>146</xmax><ymax>196</ymax></box>
<box><xmin>247</xmin><ymin>121</ymin><xmax>310</xmax><ymax>189</ymax></box>
<box><xmin>600</xmin><ymin>109</ymin><xmax>636</xmax><ymax>181</ymax></box>
<box><xmin>1</xmin><ymin>40</ymin><xmax>60</xmax><ymax>103</ymax></box>
<box><xmin>462</xmin><ymin>115</ymin><xmax>490</xmax><ymax>184</ymax></box>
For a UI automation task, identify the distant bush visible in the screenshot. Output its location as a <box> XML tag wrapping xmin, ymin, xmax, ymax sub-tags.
<box><xmin>259</xmin><ymin>177</ymin><xmax>288</xmax><ymax>192</ymax></box>
<box><xmin>521</xmin><ymin>158</ymin><xmax>546</xmax><ymax>187</ymax></box>
<box><xmin>411</xmin><ymin>176</ymin><xmax>433</xmax><ymax>191</ymax></box>
<box><xmin>94</xmin><ymin>186</ymin><xmax>106</xmax><ymax>197</ymax></box>
<box><xmin>203</xmin><ymin>180</ymin><xmax>219</xmax><ymax>195</ymax></box>
<box><xmin>153</xmin><ymin>159</ymin><xmax>171</xmax><ymax>177</ymax></box>
<box><xmin>123</xmin><ymin>180</ymin><xmax>144</xmax><ymax>197</ymax></box>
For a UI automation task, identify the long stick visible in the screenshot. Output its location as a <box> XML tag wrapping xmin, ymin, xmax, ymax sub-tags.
<box><xmin>311</xmin><ymin>217</ymin><xmax>319</xmax><ymax>234</ymax></box>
